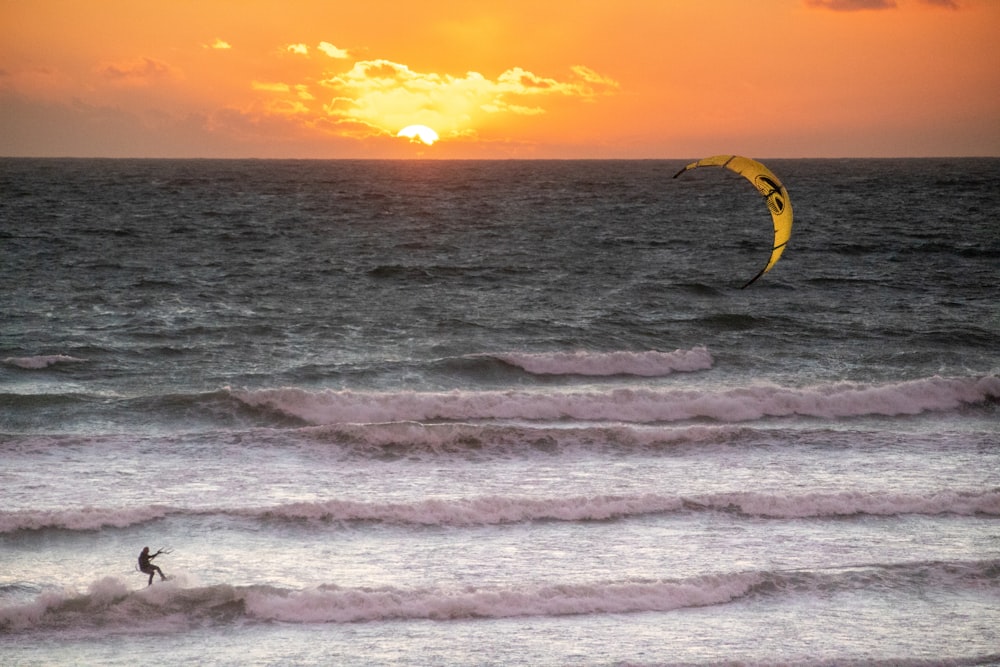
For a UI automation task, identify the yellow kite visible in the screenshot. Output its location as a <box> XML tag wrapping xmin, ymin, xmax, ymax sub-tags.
<box><xmin>673</xmin><ymin>155</ymin><xmax>793</xmax><ymax>288</ymax></box>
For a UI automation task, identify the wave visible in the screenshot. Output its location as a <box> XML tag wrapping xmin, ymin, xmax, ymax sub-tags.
<box><xmin>485</xmin><ymin>346</ymin><xmax>713</xmax><ymax>377</ymax></box>
<box><xmin>229</xmin><ymin>375</ymin><xmax>1000</xmax><ymax>425</ymax></box>
<box><xmin>0</xmin><ymin>387</ymin><xmax>290</xmax><ymax>431</ymax></box>
<box><xmin>0</xmin><ymin>422</ymin><xmax>741</xmax><ymax>461</ymax></box>
<box><xmin>4</xmin><ymin>373</ymin><xmax>994</xmax><ymax>434</ymax></box>
<box><xmin>3</xmin><ymin>559</ymin><xmax>996</xmax><ymax>633</ymax></box>
<box><xmin>5</xmin><ymin>489</ymin><xmax>997</xmax><ymax>533</ymax></box>
<box><xmin>248</xmin><ymin>489</ymin><xmax>1000</xmax><ymax>525</ymax></box>
<box><xmin>2</xmin><ymin>354</ymin><xmax>87</xmax><ymax>369</ymax></box>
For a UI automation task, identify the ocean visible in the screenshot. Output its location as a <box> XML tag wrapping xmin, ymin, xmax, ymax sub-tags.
<box><xmin>1</xmin><ymin>157</ymin><xmax>998</xmax><ymax>666</ymax></box>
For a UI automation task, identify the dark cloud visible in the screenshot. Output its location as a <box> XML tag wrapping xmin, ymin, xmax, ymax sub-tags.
<box><xmin>807</xmin><ymin>0</ymin><xmax>962</xmax><ymax>9</ymax></box>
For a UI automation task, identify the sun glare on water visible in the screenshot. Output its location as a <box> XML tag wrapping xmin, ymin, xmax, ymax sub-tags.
<box><xmin>397</xmin><ymin>125</ymin><xmax>439</xmax><ymax>146</ymax></box>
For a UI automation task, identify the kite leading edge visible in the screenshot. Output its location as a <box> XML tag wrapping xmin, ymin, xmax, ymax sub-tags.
<box><xmin>673</xmin><ymin>155</ymin><xmax>793</xmax><ymax>288</ymax></box>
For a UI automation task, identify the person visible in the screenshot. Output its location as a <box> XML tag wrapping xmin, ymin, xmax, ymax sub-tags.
<box><xmin>138</xmin><ymin>546</ymin><xmax>167</xmax><ymax>586</ymax></box>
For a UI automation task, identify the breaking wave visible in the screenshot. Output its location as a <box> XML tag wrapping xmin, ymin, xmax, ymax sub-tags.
<box><xmin>229</xmin><ymin>375</ymin><xmax>1000</xmax><ymax>425</ymax></box>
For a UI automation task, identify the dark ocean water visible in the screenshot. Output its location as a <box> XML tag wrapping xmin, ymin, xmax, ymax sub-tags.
<box><xmin>1</xmin><ymin>158</ymin><xmax>998</xmax><ymax>666</ymax></box>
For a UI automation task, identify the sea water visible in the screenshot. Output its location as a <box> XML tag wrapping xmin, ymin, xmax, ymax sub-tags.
<box><xmin>1</xmin><ymin>158</ymin><xmax>998</xmax><ymax>666</ymax></box>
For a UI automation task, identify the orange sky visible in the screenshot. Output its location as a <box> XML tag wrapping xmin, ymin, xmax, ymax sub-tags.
<box><xmin>2</xmin><ymin>0</ymin><xmax>998</xmax><ymax>158</ymax></box>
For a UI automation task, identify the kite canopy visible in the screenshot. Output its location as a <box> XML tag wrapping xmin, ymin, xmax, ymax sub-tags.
<box><xmin>673</xmin><ymin>155</ymin><xmax>793</xmax><ymax>288</ymax></box>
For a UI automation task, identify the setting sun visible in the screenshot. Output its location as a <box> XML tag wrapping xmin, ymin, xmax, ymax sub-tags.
<box><xmin>397</xmin><ymin>125</ymin><xmax>439</xmax><ymax>146</ymax></box>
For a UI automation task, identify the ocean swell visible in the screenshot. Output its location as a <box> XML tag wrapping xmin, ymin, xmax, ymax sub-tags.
<box><xmin>4</xmin><ymin>489</ymin><xmax>997</xmax><ymax>533</ymax></box>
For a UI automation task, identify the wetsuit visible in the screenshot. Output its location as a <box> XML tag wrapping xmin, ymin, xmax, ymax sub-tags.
<box><xmin>138</xmin><ymin>548</ymin><xmax>165</xmax><ymax>586</ymax></box>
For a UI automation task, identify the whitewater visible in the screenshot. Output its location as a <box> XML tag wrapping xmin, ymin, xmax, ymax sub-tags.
<box><xmin>1</xmin><ymin>158</ymin><xmax>998</xmax><ymax>666</ymax></box>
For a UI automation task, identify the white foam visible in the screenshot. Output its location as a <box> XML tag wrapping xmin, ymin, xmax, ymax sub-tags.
<box><xmin>87</xmin><ymin>576</ymin><xmax>131</xmax><ymax>604</ymax></box>
<box><xmin>493</xmin><ymin>346</ymin><xmax>713</xmax><ymax>376</ymax></box>
<box><xmin>0</xmin><ymin>588</ymin><xmax>70</xmax><ymax>631</ymax></box>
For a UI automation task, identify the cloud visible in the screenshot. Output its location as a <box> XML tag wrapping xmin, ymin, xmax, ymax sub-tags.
<box><xmin>210</xmin><ymin>38</ymin><xmax>231</xmax><ymax>50</ymax></box>
<box><xmin>252</xmin><ymin>81</ymin><xmax>315</xmax><ymax>100</ymax></box>
<box><xmin>100</xmin><ymin>58</ymin><xmax>177</xmax><ymax>84</ymax></box>
<box><xmin>317</xmin><ymin>42</ymin><xmax>349</xmax><ymax>59</ymax></box>
<box><xmin>805</xmin><ymin>0</ymin><xmax>897</xmax><ymax>9</ymax></box>
<box><xmin>252</xmin><ymin>81</ymin><xmax>291</xmax><ymax>93</ymax></box>
<box><xmin>571</xmin><ymin>65</ymin><xmax>620</xmax><ymax>88</ymax></box>
<box><xmin>285</xmin><ymin>42</ymin><xmax>349</xmax><ymax>58</ymax></box>
<box><xmin>294</xmin><ymin>84</ymin><xmax>314</xmax><ymax>101</ymax></box>
<box><xmin>497</xmin><ymin>66</ymin><xmax>618</xmax><ymax>97</ymax></box>
<box><xmin>920</xmin><ymin>0</ymin><xmax>959</xmax><ymax>8</ymax></box>
<box><xmin>0</xmin><ymin>65</ymin><xmax>77</xmax><ymax>100</ymax></box>
<box><xmin>317</xmin><ymin>59</ymin><xmax>618</xmax><ymax>137</ymax></box>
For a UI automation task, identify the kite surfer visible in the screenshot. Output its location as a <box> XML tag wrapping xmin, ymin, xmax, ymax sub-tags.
<box><xmin>138</xmin><ymin>546</ymin><xmax>170</xmax><ymax>585</ymax></box>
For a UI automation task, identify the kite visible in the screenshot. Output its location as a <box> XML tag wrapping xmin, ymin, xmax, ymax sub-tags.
<box><xmin>673</xmin><ymin>155</ymin><xmax>793</xmax><ymax>288</ymax></box>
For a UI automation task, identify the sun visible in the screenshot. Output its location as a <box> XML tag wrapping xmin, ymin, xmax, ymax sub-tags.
<box><xmin>397</xmin><ymin>125</ymin><xmax>439</xmax><ymax>146</ymax></box>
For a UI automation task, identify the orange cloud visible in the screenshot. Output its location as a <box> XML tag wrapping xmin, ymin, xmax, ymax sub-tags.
<box><xmin>251</xmin><ymin>81</ymin><xmax>290</xmax><ymax>93</ymax></box>
<box><xmin>317</xmin><ymin>42</ymin><xmax>349</xmax><ymax>59</ymax></box>
<box><xmin>284</xmin><ymin>42</ymin><xmax>349</xmax><ymax>58</ymax></box>
<box><xmin>0</xmin><ymin>65</ymin><xmax>76</xmax><ymax>100</ymax></box>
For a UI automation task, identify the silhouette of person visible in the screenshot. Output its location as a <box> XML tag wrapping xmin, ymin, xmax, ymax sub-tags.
<box><xmin>138</xmin><ymin>546</ymin><xmax>167</xmax><ymax>586</ymax></box>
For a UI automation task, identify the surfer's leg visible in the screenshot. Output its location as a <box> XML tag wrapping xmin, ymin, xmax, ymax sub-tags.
<box><xmin>147</xmin><ymin>571</ymin><xmax>154</xmax><ymax>586</ymax></box>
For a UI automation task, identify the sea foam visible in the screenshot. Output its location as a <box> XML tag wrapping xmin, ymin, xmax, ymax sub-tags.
<box><xmin>3</xmin><ymin>355</ymin><xmax>87</xmax><ymax>369</ymax></box>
